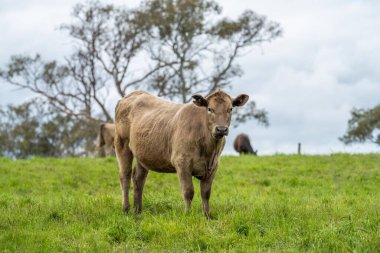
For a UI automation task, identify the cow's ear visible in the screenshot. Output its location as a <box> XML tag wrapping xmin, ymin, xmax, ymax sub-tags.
<box><xmin>192</xmin><ymin>94</ymin><xmax>208</xmax><ymax>107</ymax></box>
<box><xmin>232</xmin><ymin>94</ymin><xmax>249</xmax><ymax>107</ymax></box>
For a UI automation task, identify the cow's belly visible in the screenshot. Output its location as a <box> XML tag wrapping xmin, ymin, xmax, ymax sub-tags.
<box><xmin>131</xmin><ymin>147</ymin><xmax>175</xmax><ymax>172</ymax></box>
<box><xmin>135</xmin><ymin>154</ymin><xmax>176</xmax><ymax>173</ymax></box>
<box><xmin>129</xmin><ymin>130</ymin><xmax>175</xmax><ymax>172</ymax></box>
<box><xmin>145</xmin><ymin>165</ymin><xmax>176</xmax><ymax>173</ymax></box>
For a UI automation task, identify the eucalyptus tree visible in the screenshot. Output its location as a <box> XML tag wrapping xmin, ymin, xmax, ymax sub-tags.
<box><xmin>341</xmin><ymin>105</ymin><xmax>380</xmax><ymax>146</ymax></box>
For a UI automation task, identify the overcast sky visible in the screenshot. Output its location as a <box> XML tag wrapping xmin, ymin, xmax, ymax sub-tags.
<box><xmin>1</xmin><ymin>0</ymin><xmax>379</xmax><ymax>155</ymax></box>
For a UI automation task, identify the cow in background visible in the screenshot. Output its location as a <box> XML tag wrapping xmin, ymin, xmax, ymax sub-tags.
<box><xmin>95</xmin><ymin>123</ymin><xmax>115</xmax><ymax>157</ymax></box>
<box><xmin>233</xmin><ymin>133</ymin><xmax>257</xmax><ymax>155</ymax></box>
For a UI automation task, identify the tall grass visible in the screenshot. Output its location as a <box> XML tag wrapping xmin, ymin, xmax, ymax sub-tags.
<box><xmin>0</xmin><ymin>154</ymin><xmax>379</xmax><ymax>252</ymax></box>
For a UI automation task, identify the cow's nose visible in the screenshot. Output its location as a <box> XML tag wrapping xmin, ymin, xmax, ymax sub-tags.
<box><xmin>215</xmin><ymin>126</ymin><xmax>228</xmax><ymax>135</ymax></box>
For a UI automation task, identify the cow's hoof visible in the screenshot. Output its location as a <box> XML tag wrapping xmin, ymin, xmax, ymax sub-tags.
<box><xmin>122</xmin><ymin>206</ymin><xmax>130</xmax><ymax>214</ymax></box>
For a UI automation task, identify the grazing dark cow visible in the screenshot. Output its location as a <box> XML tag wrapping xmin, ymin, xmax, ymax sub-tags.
<box><xmin>95</xmin><ymin>123</ymin><xmax>115</xmax><ymax>157</ymax></box>
<box><xmin>115</xmin><ymin>90</ymin><xmax>249</xmax><ymax>218</ymax></box>
<box><xmin>234</xmin><ymin>134</ymin><xmax>257</xmax><ymax>155</ymax></box>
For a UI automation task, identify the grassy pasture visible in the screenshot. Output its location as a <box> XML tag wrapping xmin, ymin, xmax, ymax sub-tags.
<box><xmin>0</xmin><ymin>154</ymin><xmax>379</xmax><ymax>252</ymax></box>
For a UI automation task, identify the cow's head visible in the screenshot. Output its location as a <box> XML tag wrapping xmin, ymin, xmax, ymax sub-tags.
<box><xmin>192</xmin><ymin>90</ymin><xmax>249</xmax><ymax>140</ymax></box>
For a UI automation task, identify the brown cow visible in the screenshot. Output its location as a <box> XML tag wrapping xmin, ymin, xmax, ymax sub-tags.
<box><xmin>95</xmin><ymin>123</ymin><xmax>115</xmax><ymax>157</ymax></box>
<box><xmin>233</xmin><ymin>134</ymin><xmax>257</xmax><ymax>155</ymax></box>
<box><xmin>114</xmin><ymin>90</ymin><xmax>249</xmax><ymax>218</ymax></box>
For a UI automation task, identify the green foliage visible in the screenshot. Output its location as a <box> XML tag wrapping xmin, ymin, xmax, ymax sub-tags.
<box><xmin>341</xmin><ymin>105</ymin><xmax>380</xmax><ymax>145</ymax></box>
<box><xmin>0</xmin><ymin>155</ymin><xmax>379</xmax><ymax>252</ymax></box>
<box><xmin>140</xmin><ymin>0</ymin><xmax>281</xmax><ymax>104</ymax></box>
<box><xmin>0</xmin><ymin>99</ymin><xmax>98</xmax><ymax>158</ymax></box>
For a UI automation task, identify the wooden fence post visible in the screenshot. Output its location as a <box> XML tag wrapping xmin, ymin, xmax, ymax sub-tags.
<box><xmin>298</xmin><ymin>142</ymin><xmax>301</xmax><ymax>155</ymax></box>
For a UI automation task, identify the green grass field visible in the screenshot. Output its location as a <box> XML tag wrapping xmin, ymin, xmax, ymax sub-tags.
<box><xmin>0</xmin><ymin>154</ymin><xmax>379</xmax><ymax>252</ymax></box>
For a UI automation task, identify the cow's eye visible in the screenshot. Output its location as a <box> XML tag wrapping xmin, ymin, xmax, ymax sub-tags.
<box><xmin>207</xmin><ymin>108</ymin><xmax>214</xmax><ymax>113</ymax></box>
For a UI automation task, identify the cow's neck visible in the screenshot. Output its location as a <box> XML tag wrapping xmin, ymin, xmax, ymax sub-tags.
<box><xmin>204</xmin><ymin>137</ymin><xmax>224</xmax><ymax>178</ymax></box>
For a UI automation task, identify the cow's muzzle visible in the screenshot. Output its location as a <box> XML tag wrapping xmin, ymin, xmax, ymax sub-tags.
<box><xmin>214</xmin><ymin>126</ymin><xmax>229</xmax><ymax>139</ymax></box>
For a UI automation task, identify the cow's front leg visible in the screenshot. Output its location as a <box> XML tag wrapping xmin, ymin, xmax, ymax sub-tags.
<box><xmin>200</xmin><ymin>178</ymin><xmax>214</xmax><ymax>219</ymax></box>
<box><xmin>177</xmin><ymin>170</ymin><xmax>194</xmax><ymax>214</ymax></box>
<box><xmin>200</xmin><ymin>163</ymin><xmax>218</xmax><ymax>219</ymax></box>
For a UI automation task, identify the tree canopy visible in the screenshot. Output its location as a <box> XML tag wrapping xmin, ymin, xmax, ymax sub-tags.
<box><xmin>0</xmin><ymin>99</ymin><xmax>97</xmax><ymax>158</ymax></box>
<box><xmin>340</xmin><ymin>105</ymin><xmax>380</xmax><ymax>146</ymax></box>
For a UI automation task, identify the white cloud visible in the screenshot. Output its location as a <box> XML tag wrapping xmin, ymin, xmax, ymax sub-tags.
<box><xmin>223</xmin><ymin>0</ymin><xmax>380</xmax><ymax>154</ymax></box>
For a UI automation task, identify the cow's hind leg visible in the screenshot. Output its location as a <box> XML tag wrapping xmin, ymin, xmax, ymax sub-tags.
<box><xmin>132</xmin><ymin>161</ymin><xmax>149</xmax><ymax>213</ymax></box>
<box><xmin>105</xmin><ymin>145</ymin><xmax>113</xmax><ymax>157</ymax></box>
<box><xmin>115</xmin><ymin>135</ymin><xmax>133</xmax><ymax>213</ymax></box>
